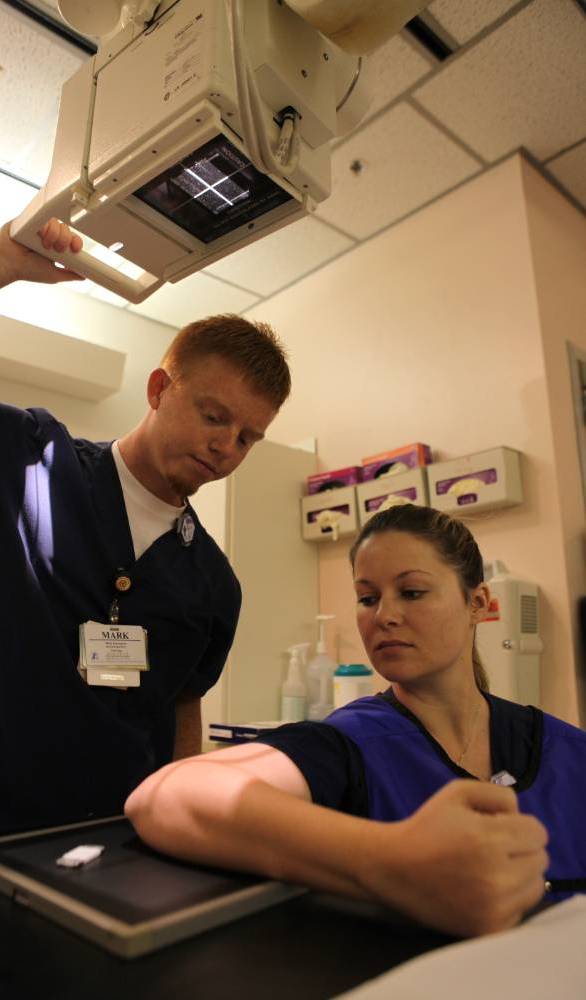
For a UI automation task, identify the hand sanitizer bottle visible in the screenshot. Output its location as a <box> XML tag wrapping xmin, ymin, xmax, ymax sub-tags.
<box><xmin>281</xmin><ymin>644</ymin><xmax>309</xmax><ymax>722</ymax></box>
<box><xmin>306</xmin><ymin>615</ymin><xmax>336</xmax><ymax>721</ymax></box>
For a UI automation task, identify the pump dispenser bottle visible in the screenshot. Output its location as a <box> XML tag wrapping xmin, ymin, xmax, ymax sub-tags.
<box><xmin>281</xmin><ymin>643</ymin><xmax>309</xmax><ymax>722</ymax></box>
<box><xmin>306</xmin><ymin>614</ymin><xmax>336</xmax><ymax>721</ymax></box>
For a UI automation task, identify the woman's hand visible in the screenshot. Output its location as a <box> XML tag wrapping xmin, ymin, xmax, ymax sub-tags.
<box><xmin>0</xmin><ymin>217</ymin><xmax>83</xmax><ymax>288</ymax></box>
<box><xmin>359</xmin><ymin>780</ymin><xmax>549</xmax><ymax>937</ymax></box>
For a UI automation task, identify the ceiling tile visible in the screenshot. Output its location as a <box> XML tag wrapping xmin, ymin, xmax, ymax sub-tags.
<box><xmin>414</xmin><ymin>0</ymin><xmax>586</xmax><ymax>163</ymax></box>
<box><xmin>427</xmin><ymin>0</ymin><xmax>521</xmax><ymax>44</ymax></box>
<box><xmin>129</xmin><ymin>271</ymin><xmax>260</xmax><ymax>328</ymax></box>
<box><xmin>546</xmin><ymin>141</ymin><xmax>586</xmax><ymax>209</ymax></box>
<box><xmin>88</xmin><ymin>285</ymin><xmax>131</xmax><ymax>308</ymax></box>
<box><xmin>0</xmin><ymin>174</ymin><xmax>38</xmax><ymax>220</ymax></box>
<box><xmin>67</xmin><ymin>280</ymin><xmax>94</xmax><ymax>297</ymax></box>
<box><xmin>12</xmin><ymin>126</ymin><xmax>60</xmax><ymax>188</ymax></box>
<box><xmin>204</xmin><ymin>216</ymin><xmax>354</xmax><ymax>297</ymax></box>
<box><xmin>314</xmin><ymin>103</ymin><xmax>480</xmax><ymax>240</ymax></box>
<box><xmin>0</xmin><ymin>5</ymin><xmax>86</xmax><ymax>184</ymax></box>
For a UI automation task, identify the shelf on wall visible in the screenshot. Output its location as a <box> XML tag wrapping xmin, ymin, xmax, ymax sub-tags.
<box><xmin>0</xmin><ymin>315</ymin><xmax>126</xmax><ymax>401</ymax></box>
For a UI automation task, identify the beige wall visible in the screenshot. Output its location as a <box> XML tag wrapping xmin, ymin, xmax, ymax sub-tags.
<box><xmin>521</xmin><ymin>160</ymin><xmax>586</xmax><ymax>721</ymax></box>
<box><xmin>2</xmin><ymin>155</ymin><xmax>583</xmax><ymax>725</ymax></box>
<box><xmin>0</xmin><ymin>282</ymin><xmax>176</xmax><ymax>438</ymax></box>
<box><xmin>247</xmin><ymin>154</ymin><xmax>585</xmax><ymax>725</ymax></box>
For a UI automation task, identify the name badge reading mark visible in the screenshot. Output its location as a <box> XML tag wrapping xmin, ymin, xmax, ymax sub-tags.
<box><xmin>80</xmin><ymin>621</ymin><xmax>149</xmax><ymax>668</ymax></box>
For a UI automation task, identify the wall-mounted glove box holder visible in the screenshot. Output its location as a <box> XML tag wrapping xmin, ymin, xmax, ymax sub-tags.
<box><xmin>356</xmin><ymin>468</ymin><xmax>429</xmax><ymax>527</ymax></box>
<box><xmin>301</xmin><ymin>486</ymin><xmax>358</xmax><ymax>542</ymax></box>
<box><xmin>427</xmin><ymin>447</ymin><xmax>523</xmax><ymax>514</ymax></box>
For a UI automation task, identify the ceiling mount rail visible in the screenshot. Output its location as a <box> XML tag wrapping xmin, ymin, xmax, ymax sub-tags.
<box><xmin>2</xmin><ymin>0</ymin><xmax>97</xmax><ymax>55</ymax></box>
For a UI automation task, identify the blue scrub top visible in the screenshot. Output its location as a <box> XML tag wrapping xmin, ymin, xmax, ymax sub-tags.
<box><xmin>259</xmin><ymin>692</ymin><xmax>586</xmax><ymax>897</ymax></box>
<box><xmin>0</xmin><ymin>404</ymin><xmax>241</xmax><ymax>832</ymax></box>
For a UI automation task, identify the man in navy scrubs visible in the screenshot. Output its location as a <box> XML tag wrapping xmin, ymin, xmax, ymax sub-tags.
<box><xmin>0</xmin><ymin>219</ymin><xmax>290</xmax><ymax>831</ymax></box>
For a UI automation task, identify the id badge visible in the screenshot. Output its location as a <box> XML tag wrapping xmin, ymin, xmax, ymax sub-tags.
<box><xmin>78</xmin><ymin>621</ymin><xmax>149</xmax><ymax>689</ymax></box>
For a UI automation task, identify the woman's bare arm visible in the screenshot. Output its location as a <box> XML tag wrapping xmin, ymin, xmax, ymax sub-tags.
<box><xmin>125</xmin><ymin>743</ymin><xmax>548</xmax><ymax>938</ymax></box>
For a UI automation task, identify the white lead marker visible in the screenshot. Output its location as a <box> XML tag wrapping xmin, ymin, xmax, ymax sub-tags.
<box><xmin>56</xmin><ymin>844</ymin><xmax>105</xmax><ymax>868</ymax></box>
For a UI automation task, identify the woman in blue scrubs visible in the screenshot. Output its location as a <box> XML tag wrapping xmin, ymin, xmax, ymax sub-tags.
<box><xmin>125</xmin><ymin>503</ymin><xmax>581</xmax><ymax>938</ymax></box>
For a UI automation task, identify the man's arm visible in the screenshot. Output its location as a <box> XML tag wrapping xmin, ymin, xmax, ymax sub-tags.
<box><xmin>0</xmin><ymin>218</ymin><xmax>82</xmax><ymax>288</ymax></box>
<box><xmin>125</xmin><ymin>744</ymin><xmax>548</xmax><ymax>938</ymax></box>
<box><xmin>173</xmin><ymin>692</ymin><xmax>203</xmax><ymax>758</ymax></box>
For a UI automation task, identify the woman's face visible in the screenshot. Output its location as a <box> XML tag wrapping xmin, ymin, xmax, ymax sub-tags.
<box><xmin>353</xmin><ymin>530</ymin><xmax>488</xmax><ymax>686</ymax></box>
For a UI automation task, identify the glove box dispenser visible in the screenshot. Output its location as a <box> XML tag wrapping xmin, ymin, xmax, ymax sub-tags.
<box><xmin>301</xmin><ymin>486</ymin><xmax>358</xmax><ymax>542</ymax></box>
<box><xmin>427</xmin><ymin>447</ymin><xmax>523</xmax><ymax>515</ymax></box>
<box><xmin>357</xmin><ymin>468</ymin><xmax>429</xmax><ymax>527</ymax></box>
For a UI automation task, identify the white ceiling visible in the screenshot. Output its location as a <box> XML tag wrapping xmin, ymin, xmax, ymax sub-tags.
<box><xmin>0</xmin><ymin>0</ymin><xmax>584</xmax><ymax>328</ymax></box>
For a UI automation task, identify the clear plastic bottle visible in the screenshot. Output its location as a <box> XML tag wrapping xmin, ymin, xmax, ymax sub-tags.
<box><xmin>281</xmin><ymin>644</ymin><xmax>309</xmax><ymax>722</ymax></box>
<box><xmin>306</xmin><ymin>614</ymin><xmax>336</xmax><ymax>720</ymax></box>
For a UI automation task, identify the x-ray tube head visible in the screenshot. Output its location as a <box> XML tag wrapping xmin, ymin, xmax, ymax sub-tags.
<box><xmin>10</xmin><ymin>0</ymin><xmax>428</xmax><ymax>303</ymax></box>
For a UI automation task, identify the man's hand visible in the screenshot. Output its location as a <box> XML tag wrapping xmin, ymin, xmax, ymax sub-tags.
<box><xmin>360</xmin><ymin>781</ymin><xmax>549</xmax><ymax>938</ymax></box>
<box><xmin>0</xmin><ymin>217</ymin><xmax>83</xmax><ymax>288</ymax></box>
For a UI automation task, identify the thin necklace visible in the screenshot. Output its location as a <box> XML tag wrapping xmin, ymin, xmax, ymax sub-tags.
<box><xmin>456</xmin><ymin>698</ymin><xmax>483</xmax><ymax>767</ymax></box>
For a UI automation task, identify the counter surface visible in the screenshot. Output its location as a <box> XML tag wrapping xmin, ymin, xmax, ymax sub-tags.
<box><xmin>0</xmin><ymin>888</ymin><xmax>454</xmax><ymax>999</ymax></box>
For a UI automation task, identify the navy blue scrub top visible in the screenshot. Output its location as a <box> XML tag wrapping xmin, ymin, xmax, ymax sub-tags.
<box><xmin>0</xmin><ymin>404</ymin><xmax>241</xmax><ymax>832</ymax></box>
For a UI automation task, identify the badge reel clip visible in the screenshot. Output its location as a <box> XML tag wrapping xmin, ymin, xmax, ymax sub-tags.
<box><xmin>176</xmin><ymin>509</ymin><xmax>195</xmax><ymax>547</ymax></box>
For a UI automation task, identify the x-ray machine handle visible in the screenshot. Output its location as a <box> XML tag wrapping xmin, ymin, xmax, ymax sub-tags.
<box><xmin>9</xmin><ymin>196</ymin><xmax>163</xmax><ymax>304</ymax></box>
